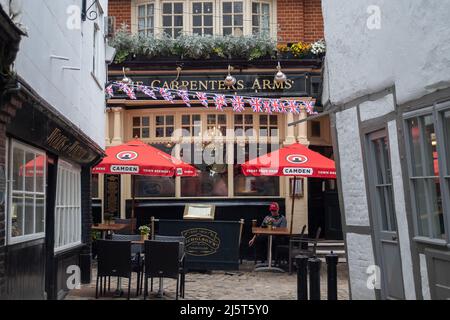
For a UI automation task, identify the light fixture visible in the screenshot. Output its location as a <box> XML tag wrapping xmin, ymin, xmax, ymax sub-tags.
<box><xmin>274</xmin><ymin>62</ymin><xmax>287</xmax><ymax>84</ymax></box>
<box><xmin>121</xmin><ymin>67</ymin><xmax>132</xmax><ymax>84</ymax></box>
<box><xmin>224</xmin><ymin>65</ymin><xmax>237</xmax><ymax>88</ymax></box>
<box><xmin>175</xmin><ymin>66</ymin><xmax>188</xmax><ymax>91</ymax></box>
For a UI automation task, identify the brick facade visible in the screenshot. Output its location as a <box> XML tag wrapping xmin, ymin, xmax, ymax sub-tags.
<box><xmin>108</xmin><ymin>0</ymin><xmax>324</xmax><ymax>43</ymax></box>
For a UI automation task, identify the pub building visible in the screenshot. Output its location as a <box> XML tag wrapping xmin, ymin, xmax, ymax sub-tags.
<box><xmin>0</xmin><ymin>1</ymin><xmax>108</xmax><ymax>299</ymax></box>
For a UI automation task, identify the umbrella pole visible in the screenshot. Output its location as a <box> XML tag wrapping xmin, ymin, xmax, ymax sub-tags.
<box><xmin>132</xmin><ymin>175</ymin><xmax>136</xmax><ymax>233</ymax></box>
<box><xmin>289</xmin><ymin>176</ymin><xmax>297</xmax><ymax>235</ymax></box>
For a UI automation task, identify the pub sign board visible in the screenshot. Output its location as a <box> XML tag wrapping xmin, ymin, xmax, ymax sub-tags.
<box><xmin>158</xmin><ymin>219</ymin><xmax>241</xmax><ymax>270</ymax></box>
<box><xmin>104</xmin><ymin>175</ymin><xmax>121</xmax><ymax>218</ymax></box>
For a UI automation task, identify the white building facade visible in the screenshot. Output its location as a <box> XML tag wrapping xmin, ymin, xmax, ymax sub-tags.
<box><xmin>321</xmin><ymin>0</ymin><xmax>450</xmax><ymax>299</ymax></box>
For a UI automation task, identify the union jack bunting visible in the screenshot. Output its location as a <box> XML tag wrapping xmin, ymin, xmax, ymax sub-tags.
<box><xmin>137</xmin><ymin>85</ymin><xmax>157</xmax><ymax>99</ymax></box>
<box><xmin>262</xmin><ymin>99</ymin><xmax>272</xmax><ymax>114</ymax></box>
<box><xmin>232</xmin><ymin>96</ymin><xmax>245</xmax><ymax>112</ymax></box>
<box><xmin>214</xmin><ymin>94</ymin><xmax>227</xmax><ymax>111</ymax></box>
<box><xmin>304</xmin><ymin>101</ymin><xmax>317</xmax><ymax>115</ymax></box>
<box><xmin>118</xmin><ymin>83</ymin><xmax>136</xmax><ymax>100</ymax></box>
<box><xmin>105</xmin><ymin>85</ymin><xmax>114</xmax><ymax>98</ymax></box>
<box><xmin>177</xmin><ymin>90</ymin><xmax>191</xmax><ymax>107</ymax></box>
<box><xmin>159</xmin><ymin>88</ymin><xmax>174</xmax><ymax>103</ymax></box>
<box><xmin>196</xmin><ymin>92</ymin><xmax>209</xmax><ymax>108</ymax></box>
<box><xmin>270</xmin><ymin>99</ymin><xmax>283</xmax><ymax>113</ymax></box>
<box><xmin>287</xmin><ymin>100</ymin><xmax>300</xmax><ymax>114</ymax></box>
<box><xmin>250</xmin><ymin>98</ymin><xmax>263</xmax><ymax>113</ymax></box>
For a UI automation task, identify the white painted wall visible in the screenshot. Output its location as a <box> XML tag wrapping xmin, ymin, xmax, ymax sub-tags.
<box><xmin>322</xmin><ymin>0</ymin><xmax>450</xmax><ymax>106</ymax></box>
<box><xmin>13</xmin><ymin>0</ymin><xmax>108</xmax><ymax>148</ymax></box>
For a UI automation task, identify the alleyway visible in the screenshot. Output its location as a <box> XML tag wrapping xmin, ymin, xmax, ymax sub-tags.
<box><xmin>65</xmin><ymin>261</ymin><xmax>349</xmax><ymax>300</ymax></box>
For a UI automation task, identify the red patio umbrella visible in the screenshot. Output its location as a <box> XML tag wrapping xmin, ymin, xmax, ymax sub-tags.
<box><xmin>93</xmin><ymin>139</ymin><xmax>197</xmax><ymax>225</ymax></box>
<box><xmin>20</xmin><ymin>155</ymin><xmax>46</xmax><ymax>177</ymax></box>
<box><xmin>242</xmin><ymin>143</ymin><xmax>336</xmax><ymax>234</ymax></box>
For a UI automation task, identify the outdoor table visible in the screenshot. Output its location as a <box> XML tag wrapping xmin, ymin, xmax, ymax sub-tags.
<box><xmin>252</xmin><ymin>227</ymin><xmax>290</xmax><ymax>273</ymax></box>
<box><xmin>92</xmin><ymin>223</ymin><xmax>128</xmax><ymax>239</ymax></box>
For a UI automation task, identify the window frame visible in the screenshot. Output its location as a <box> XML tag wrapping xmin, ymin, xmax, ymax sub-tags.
<box><xmin>7</xmin><ymin>140</ymin><xmax>46</xmax><ymax>245</ymax></box>
<box><xmin>403</xmin><ymin>103</ymin><xmax>450</xmax><ymax>244</ymax></box>
<box><xmin>161</xmin><ymin>1</ymin><xmax>185</xmax><ymax>38</ymax></box>
<box><xmin>222</xmin><ymin>0</ymin><xmax>244</xmax><ymax>36</ymax></box>
<box><xmin>251</xmin><ymin>1</ymin><xmax>271</xmax><ymax>35</ymax></box>
<box><xmin>191</xmin><ymin>1</ymin><xmax>214</xmax><ymax>36</ymax></box>
<box><xmin>137</xmin><ymin>2</ymin><xmax>155</xmax><ymax>36</ymax></box>
<box><xmin>132</xmin><ymin>115</ymin><xmax>151</xmax><ymax>139</ymax></box>
<box><xmin>54</xmin><ymin>160</ymin><xmax>82</xmax><ymax>253</ymax></box>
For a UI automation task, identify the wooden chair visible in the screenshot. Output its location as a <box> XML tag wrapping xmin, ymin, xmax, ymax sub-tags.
<box><xmin>288</xmin><ymin>227</ymin><xmax>322</xmax><ymax>274</ymax></box>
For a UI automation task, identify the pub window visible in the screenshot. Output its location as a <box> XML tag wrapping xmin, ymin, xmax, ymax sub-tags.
<box><xmin>182</xmin><ymin>114</ymin><xmax>202</xmax><ymax>137</ymax></box>
<box><xmin>311</xmin><ymin>120</ymin><xmax>321</xmax><ymax>138</ymax></box>
<box><xmin>54</xmin><ymin>160</ymin><xmax>82</xmax><ymax>252</ymax></box>
<box><xmin>207</xmin><ymin>114</ymin><xmax>227</xmax><ymax>137</ymax></box>
<box><xmin>259</xmin><ymin>115</ymin><xmax>278</xmax><ymax>137</ymax></box>
<box><xmin>252</xmin><ymin>1</ymin><xmax>270</xmax><ymax>35</ymax></box>
<box><xmin>234</xmin><ymin>143</ymin><xmax>280</xmax><ymax>196</ymax></box>
<box><xmin>405</xmin><ymin>114</ymin><xmax>445</xmax><ymax>239</ymax></box>
<box><xmin>155</xmin><ymin>115</ymin><xmax>174</xmax><ymax>138</ymax></box>
<box><xmin>234</xmin><ymin>114</ymin><xmax>254</xmax><ymax>137</ymax></box>
<box><xmin>181</xmin><ymin>143</ymin><xmax>228</xmax><ymax>197</ymax></box>
<box><xmin>9</xmin><ymin>141</ymin><xmax>46</xmax><ymax>242</ymax></box>
<box><xmin>138</xmin><ymin>3</ymin><xmax>155</xmax><ymax>36</ymax></box>
<box><xmin>162</xmin><ymin>2</ymin><xmax>184</xmax><ymax>38</ymax></box>
<box><xmin>222</xmin><ymin>1</ymin><xmax>243</xmax><ymax>36</ymax></box>
<box><xmin>192</xmin><ymin>2</ymin><xmax>213</xmax><ymax>36</ymax></box>
<box><xmin>132</xmin><ymin>116</ymin><xmax>150</xmax><ymax>138</ymax></box>
<box><xmin>92</xmin><ymin>23</ymin><xmax>100</xmax><ymax>78</ymax></box>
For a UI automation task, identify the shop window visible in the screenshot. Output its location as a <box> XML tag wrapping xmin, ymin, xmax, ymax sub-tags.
<box><xmin>182</xmin><ymin>114</ymin><xmax>201</xmax><ymax>137</ymax></box>
<box><xmin>181</xmin><ymin>143</ymin><xmax>228</xmax><ymax>197</ymax></box>
<box><xmin>9</xmin><ymin>141</ymin><xmax>46</xmax><ymax>242</ymax></box>
<box><xmin>222</xmin><ymin>1</ymin><xmax>243</xmax><ymax>36</ymax></box>
<box><xmin>259</xmin><ymin>115</ymin><xmax>278</xmax><ymax>137</ymax></box>
<box><xmin>54</xmin><ymin>160</ymin><xmax>82</xmax><ymax>252</ymax></box>
<box><xmin>252</xmin><ymin>2</ymin><xmax>270</xmax><ymax>35</ymax></box>
<box><xmin>405</xmin><ymin>114</ymin><xmax>445</xmax><ymax>239</ymax></box>
<box><xmin>132</xmin><ymin>116</ymin><xmax>150</xmax><ymax>138</ymax></box>
<box><xmin>234</xmin><ymin>114</ymin><xmax>254</xmax><ymax>137</ymax></box>
<box><xmin>192</xmin><ymin>2</ymin><xmax>213</xmax><ymax>36</ymax></box>
<box><xmin>92</xmin><ymin>174</ymin><xmax>99</xmax><ymax>198</ymax></box>
<box><xmin>138</xmin><ymin>3</ymin><xmax>155</xmax><ymax>36</ymax></box>
<box><xmin>162</xmin><ymin>2</ymin><xmax>184</xmax><ymax>38</ymax></box>
<box><xmin>207</xmin><ymin>114</ymin><xmax>227</xmax><ymax>137</ymax></box>
<box><xmin>155</xmin><ymin>115</ymin><xmax>174</xmax><ymax>138</ymax></box>
<box><xmin>234</xmin><ymin>143</ymin><xmax>280</xmax><ymax>196</ymax></box>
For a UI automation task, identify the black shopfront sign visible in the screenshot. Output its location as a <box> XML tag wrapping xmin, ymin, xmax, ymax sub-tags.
<box><xmin>109</xmin><ymin>72</ymin><xmax>321</xmax><ymax>98</ymax></box>
<box><xmin>158</xmin><ymin>219</ymin><xmax>241</xmax><ymax>271</ymax></box>
<box><xmin>104</xmin><ymin>175</ymin><xmax>121</xmax><ymax>218</ymax></box>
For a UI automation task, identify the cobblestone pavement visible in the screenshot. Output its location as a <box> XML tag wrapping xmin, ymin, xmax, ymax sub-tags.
<box><xmin>65</xmin><ymin>261</ymin><xmax>349</xmax><ymax>300</ymax></box>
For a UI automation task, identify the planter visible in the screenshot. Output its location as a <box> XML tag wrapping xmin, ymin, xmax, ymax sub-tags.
<box><xmin>141</xmin><ymin>234</ymin><xmax>148</xmax><ymax>242</ymax></box>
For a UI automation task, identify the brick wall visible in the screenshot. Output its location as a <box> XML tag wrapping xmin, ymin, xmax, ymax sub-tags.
<box><xmin>109</xmin><ymin>0</ymin><xmax>132</xmax><ymax>31</ymax></box>
<box><xmin>277</xmin><ymin>0</ymin><xmax>324</xmax><ymax>44</ymax></box>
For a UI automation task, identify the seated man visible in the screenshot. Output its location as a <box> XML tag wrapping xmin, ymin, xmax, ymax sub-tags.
<box><xmin>248</xmin><ymin>202</ymin><xmax>287</xmax><ymax>262</ymax></box>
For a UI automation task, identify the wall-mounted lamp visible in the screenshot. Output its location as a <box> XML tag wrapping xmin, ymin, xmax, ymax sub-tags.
<box><xmin>224</xmin><ymin>65</ymin><xmax>237</xmax><ymax>88</ymax></box>
<box><xmin>121</xmin><ymin>67</ymin><xmax>132</xmax><ymax>84</ymax></box>
<box><xmin>274</xmin><ymin>62</ymin><xmax>287</xmax><ymax>84</ymax></box>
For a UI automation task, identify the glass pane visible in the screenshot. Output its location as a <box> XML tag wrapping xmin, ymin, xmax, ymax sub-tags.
<box><xmin>25</xmin><ymin>152</ymin><xmax>35</xmax><ymax>192</ymax></box>
<box><xmin>133</xmin><ymin>128</ymin><xmax>140</xmax><ymax>138</ymax></box>
<box><xmin>204</xmin><ymin>15</ymin><xmax>213</xmax><ymax>26</ymax></box>
<box><xmin>218</xmin><ymin>114</ymin><xmax>226</xmax><ymax>124</ymax></box>
<box><xmin>164</xmin><ymin>28</ymin><xmax>172</xmax><ymax>38</ymax></box>
<box><xmin>204</xmin><ymin>2</ymin><xmax>213</xmax><ymax>13</ymax></box>
<box><xmin>252</xmin><ymin>3</ymin><xmax>259</xmax><ymax>14</ymax></box>
<box><xmin>135</xmin><ymin>176</ymin><xmax>175</xmax><ymax>197</ymax></box>
<box><xmin>138</xmin><ymin>5</ymin><xmax>145</xmax><ymax>17</ymax></box>
<box><xmin>260</xmin><ymin>115</ymin><xmax>268</xmax><ymax>125</ymax></box>
<box><xmin>193</xmin><ymin>114</ymin><xmax>201</xmax><ymax>123</ymax></box>
<box><xmin>442</xmin><ymin>110</ymin><xmax>450</xmax><ymax>174</ymax></box>
<box><xmin>133</xmin><ymin>117</ymin><xmax>140</xmax><ymax>127</ymax></box>
<box><xmin>413</xmin><ymin>179</ymin><xmax>429</xmax><ymax>237</ymax></box>
<box><xmin>234</xmin><ymin>115</ymin><xmax>243</xmax><ymax>124</ymax></box>
<box><xmin>252</xmin><ymin>15</ymin><xmax>259</xmax><ymax>27</ymax></box>
<box><xmin>182</xmin><ymin>127</ymin><xmax>191</xmax><ymax>136</ymax></box>
<box><xmin>260</xmin><ymin>127</ymin><xmax>268</xmax><ymax>137</ymax></box>
<box><xmin>174</xmin><ymin>16</ymin><xmax>183</xmax><ymax>27</ymax></box>
<box><xmin>423</xmin><ymin>115</ymin><xmax>438</xmax><ymax>176</ymax></box>
<box><xmin>174</xmin><ymin>3</ymin><xmax>183</xmax><ymax>14</ymax></box>
<box><xmin>12</xmin><ymin>194</ymin><xmax>24</xmax><ymax>237</ymax></box>
<box><xmin>182</xmin><ymin>115</ymin><xmax>190</xmax><ymax>125</ymax></box>
<box><xmin>35</xmin><ymin>155</ymin><xmax>45</xmax><ymax>193</ymax></box>
<box><xmin>235</xmin><ymin>127</ymin><xmax>244</xmax><ymax>136</ymax></box>
<box><xmin>92</xmin><ymin>174</ymin><xmax>99</xmax><ymax>198</ymax></box>
<box><xmin>270</xmin><ymin>115</ymin><xmax>278</xmax><ymax>125</ymax></box>
<box><xmin>193</xmin><ymin>28</ymin><xmax>202</xmax><ymax>35</ymax></box>
<box><xmin>35</xmin><ymin>196</ymin><xmax>45</xmax><ymax>233</ymax></box>
<box><xmin>138</xmin><ymin>18</ymin><xmax>145</xmax><ymax>30</ymax></box>
<box><xmin>245</xmin><ymin>115</ymin><xmax>253</xmax><ymax>124</ymax></box>
<box><xmin>223</xmin><ymin>15</ymin><xmax>232</xmax><ymax>26</ymax></box>
<box><xmin>142</xmin><ymin>117</ymin><xmax>150</xmax><ymax>127</ymax></box>
<box><xmin>428</xmin><ymin>178</ymin><xmax>444</xmax><ymax>238</ymax></box>
<box><xmin>223</xmin><ymin>2</ymin><xmax>232</xmax><ymax>13</ymax></box>
<box><xmin>166</xmin><ymin>127</ymin><xmax>174</xmax><ymax>137</ymax></box>
<box><xmin>193</xmin><ymin>15</ymin><xmax>202</xmax><ymax>26</ymax></box>
<box><xmin>407</xmin><ymin>117</ymin><xmax>424</xmax><ymax>176</ymax></box>
<box><xmin>270</xmin><ymin>128</ymin><xmax>279</xmax><ymax>137</ymax></box>
<box><xmin>156</xmin><ymin>116</ymin><xmax>165</xmax><ymax>125</ymax></box>
<box><xmin>234</xmin><ymin>15</ymin><xmax>243</xmax><ymax>26</ymax></box>
<box><xmin>166</xmin><ymin>116</ymin><xmax>174</xmax><ymax>125</ymax></box>
<box><xmin>234</xmin><ymin>2</ymin><xmax>243</xmax><ymax>13</ymax></box>
<box><xmin>12</xmin><ymin>147</ymin><xmax>24</xmax><ymax>191</ymax></box>
<box><xmin>207</xmin><ymin>115</ymin><xmax>216</xmax><ymax>124</ymax></box>
<box><xmin>147</xmin><ymin>4</ymin><xmax>154</xmax><ymax>15</ymax></box>
<box><xmin>193</xmin><ymin>2</ymin><xmax>202</xmax><ymax>13</ymax></box>
<box><xmin>163</xmin><ymin>3</ymin><xmax>172</xmax><ymax>14</ymax></box>
<box><xmin>24</xmin><ymin>195</ymin><xmax>34</xmax><ymax>235</ymax></box>
<box><xmin>156</xmin><ymin>128</ymin><xmax>164</xmax><ymax>138</ymax></box>
<box><xmin>204</xmin><ymin>28</ymin><xmax>213</xmax><ymax>35</ymax></box>
<box><xmin>262</xmin><ymin>3</ymin><xmax>270</xmax><ymax>15</ymax></box>
<box><xmin>174</xmin><ymin>28</ymin><xmax>182</xmax><ymax>38</ymax></box>
<box><xmin>163</xmin><ymin>16</ymin><xmax>172</xmax><ymax>27</ymax></box>
<box><xmin>142</xmin><ymin>128</ymin><xmax>150</xmax><ymax>138</ymax></box>
<box><xmin>223</xmin><ymin>27</ymin><xmax>232</xmax><ymax>35</ymax></box>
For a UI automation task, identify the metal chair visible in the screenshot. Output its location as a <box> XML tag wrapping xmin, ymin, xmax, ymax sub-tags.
<box><xmin>111</xmin><ymin>234</ymin><xmax>144</xmax><ymax>296</ymax></box>
<box><xmin>96</xmin><ymin>240</ymin><xmax>132</xmax><ymax>300</ymax></box>
<box><xmin>288</xmin><ymin>227</ymin><xmax>322</xmax><ymax>274</ymax></box>
<box><xmin>143</xmin><ymin>240</ymin><xmax>185</xmax><ymax>300</ymax></box>
<box><xmin>114</xmin><ymin>218</ymin><xmax>134</xmax><ymax>234</ymax></box>
<box><xmin>275</xmin><ymin>225</ymin><xmax>307</xmax><ymax>266</ymax></box>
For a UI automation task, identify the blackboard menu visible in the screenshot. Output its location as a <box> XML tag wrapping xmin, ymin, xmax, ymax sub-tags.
<box><xmin>104</xmin><ymin>175</ymin><xmax>121</xmax><ymax>218</ymax></box>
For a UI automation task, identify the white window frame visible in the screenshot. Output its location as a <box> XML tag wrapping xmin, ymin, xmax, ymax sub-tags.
<box><xmin>7</xmin><ymin>140</ymin><xmax>46</xmax><ymax>245</ymax></box>
<box><xmin>92</xmin><ymin>22</ymin><xmax>100</xmax><ymax>79</ymax></box>
<box><xmin>54</xmin><ymin>160</ymin><xmax>82</xmax><ymax>253</ymax></box>
<box><xmin>191</xmin><ymin>1</ymin><xmax>214</xmax><ymax>36</ymax></box>
<box><xmin>251</xmin><ymin>1</ymin><xmax>271</xmax><ymax>35</ymax></box>
<box><xmin>161</xmin><ymin>1</ymin><xmax>185</xmax><ymax>38</ymax></box>
<box><xmin>137</xmin><ymin>2</ymin><xmax>155</xmax><ymax>36</ymax></box>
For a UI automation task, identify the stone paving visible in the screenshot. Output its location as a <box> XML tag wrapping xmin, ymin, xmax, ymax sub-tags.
<box><xmin>65</xmin><ymin>261</ymin><xmax>349</xmax><ymax>300</ymax></box>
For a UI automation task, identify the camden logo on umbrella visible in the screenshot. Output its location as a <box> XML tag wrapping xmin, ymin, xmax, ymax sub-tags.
<box><xmin>286</xmin><ymin>154</ymin><xmax>308</xmax><ymax>164</ymax></box>
<box><xmin>116</xmin><ymin>151</ymin><xmax>138</xmax><ymax>161</ymax></box>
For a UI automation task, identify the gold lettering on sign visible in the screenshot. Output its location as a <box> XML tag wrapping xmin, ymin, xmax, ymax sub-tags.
<box><xmin>190</xmin><ymin>81</ymin><xmax>198</xmax><ymax>90</ymax></box>
<box><xmin>151</xmin><ymin>80</ymin><xmax>161</xmax><ymax>88</ymax></box>
<box><xmin>199</xmin><ymin>81</ymin><xmax>208</xmax><ymax>91</ymax></box>
<box><xmin>285</xmin><ymin>79</ymin><xmax>294</xmax><ymax>90</ymax></box>
<box><xmin>46</xmin><ymin>128</ymin><xmax>88</xmax><ymax>160</ymax></box>
<box><xmin>252</xmin><ymin>79</ymin><xmax>261</xmax><ymax>90</ymax></box>
<box><xmin>236</xmin><ymin>80</ymin><xmax>245</xmax><ymax>90</ymax></box>
<box><xmin>262</xmin><ymin>79</ymin><xmax>272</xmax><ymax>90</ymax></box>
<box><xmin>218</xmin><ymin>80</ymin><xmax>226</xmax><ymax>90</ymax></box>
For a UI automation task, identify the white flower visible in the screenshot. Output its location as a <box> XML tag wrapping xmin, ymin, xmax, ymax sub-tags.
<box><xmin>311</xmin><ymin>39</ymin><xmax>326</xmax><ymax>55</ymax></box>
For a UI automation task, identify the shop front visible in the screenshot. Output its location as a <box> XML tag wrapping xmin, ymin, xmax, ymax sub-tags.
<box><xmin>98</xmin><ymin>59</ymin><xmax>337</xmax><ymax>259</ymax></box>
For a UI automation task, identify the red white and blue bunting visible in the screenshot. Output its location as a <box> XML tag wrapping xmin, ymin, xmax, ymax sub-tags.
<box><xmin>106</xmin><ymin>82</ymin><xmax>319</xmax><ymax>115</ymax></box>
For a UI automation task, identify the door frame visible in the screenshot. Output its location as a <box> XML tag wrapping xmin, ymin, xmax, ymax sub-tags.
<box><xmin>363</xmin><ymin>126</ymin><xmax>406</xmax><ymax>300</ymax></box>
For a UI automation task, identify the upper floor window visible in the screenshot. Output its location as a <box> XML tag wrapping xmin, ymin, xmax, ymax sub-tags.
<box><xmin>182</xmin><ymin>114</ymin><xmax>202</xmax><ymax>137</ymax></box>
<box><xmin>192</xmin><ymin>2</ymin><xmax>214</xmax><ymax>36</ymax></box>
<box><xmin>138</xmin><ymin>3</ymin><xmax>155</xmax><ymax>36</ymax></box>
<box><xmin>222</xmin><ymin>1</ymin><xmax>243</xmax><ymax>36</ymax></box>
<box><xmin>133</xmin><ymin>116</ymin><xmax>150</xmax><ymax>139</ymax></box>
<box><xmin>163</xmin><ymin>2</ymin><xmax>184</xmax><ymax>38</ymax></box>
<box><xmin>156</xmin><ymin>115</ymin><xmax>175</xmax><ymax>137</ymax></box>
<box><xmin>259</xmin><ymin>115</ymin><xmax>278</xmax><ymax>137</ymax></box>
<box><xmin>252</xmin><ymin>2</ymin><xmax>270</xmax><ymax>35</ymax></box>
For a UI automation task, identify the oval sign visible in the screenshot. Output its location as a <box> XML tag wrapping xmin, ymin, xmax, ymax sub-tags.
<box><xmin>286</xmin><ymin>154</ymin><xmax>308</xmax><ymax>164</ymax></box>
<box><xmin>116</xmin><ymin>151</ymin><xmax>138</xmax><ymax>161</ymax></box>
